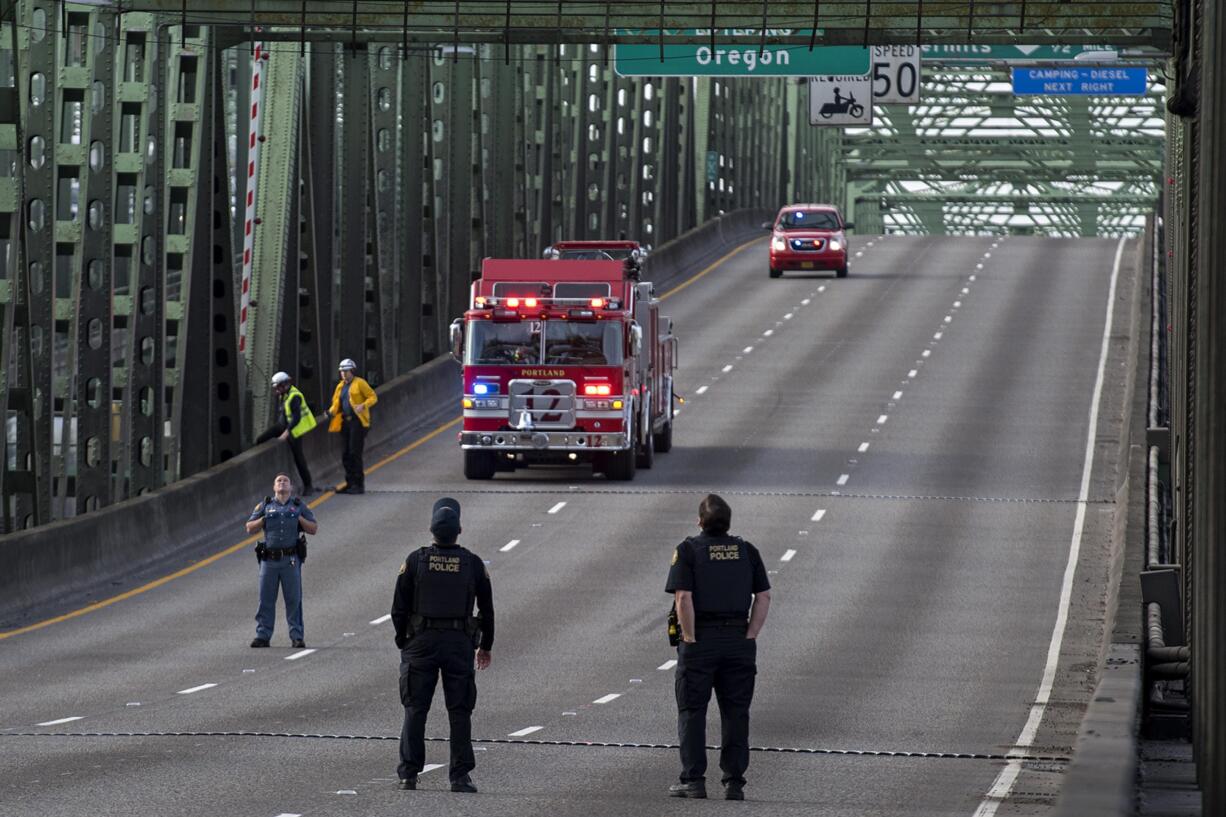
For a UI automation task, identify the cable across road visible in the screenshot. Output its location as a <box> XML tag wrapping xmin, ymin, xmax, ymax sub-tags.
<box><xmin>0</xmin><ymin>730</ymin><xmax>1070</xmax><ymax>764</ymax></box>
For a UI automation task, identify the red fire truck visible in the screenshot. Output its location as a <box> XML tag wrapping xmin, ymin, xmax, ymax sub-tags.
<box><xmin>450</xmin><ymin>241</ymin><xmax>677</xmax><ymax>480</ymax></box>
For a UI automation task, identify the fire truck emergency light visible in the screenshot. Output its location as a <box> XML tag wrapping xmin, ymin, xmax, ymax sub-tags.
<box><xmin>590</xmin><ymin>298</ymin><xmax>605</xmax><ymax>308</ymax></box>
<box><xmin>583</xmin><ymin>384</ymin><xmax>612</xmax><ymax>396</ymax></box>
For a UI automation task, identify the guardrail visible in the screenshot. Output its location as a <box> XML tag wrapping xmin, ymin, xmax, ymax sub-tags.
<box><xmin>0</xmin><ymin>209</ymin><xmax>772</xmax><ymax>630</ymax></box>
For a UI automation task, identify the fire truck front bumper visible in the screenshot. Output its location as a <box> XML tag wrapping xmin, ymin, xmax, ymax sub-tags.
<box><xmin>460</xmin><ymin>430</ymin><xmax>628</xmax><ymax>451</ymax></box>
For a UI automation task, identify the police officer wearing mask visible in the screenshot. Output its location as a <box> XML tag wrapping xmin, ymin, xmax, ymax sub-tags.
<box><xmin>665</xmin><ymin>494</ymin><xmax>771</xmax><ymax>801</ymax></box>
<box><xmin>245</xmin><ymin>473</ymin><xmax>318</xmax><ymax>648</ymax></box>
<box><xmin>391</xmin><ymin>498</ymin><xmax>494</xmax><ymax>793</ymax></box>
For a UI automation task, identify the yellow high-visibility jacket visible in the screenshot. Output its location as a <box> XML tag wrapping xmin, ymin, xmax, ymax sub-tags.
<box><xmin>328</xmin><ymin>376</ymin><xmax>377</xmax><ymax>431</ymax></box>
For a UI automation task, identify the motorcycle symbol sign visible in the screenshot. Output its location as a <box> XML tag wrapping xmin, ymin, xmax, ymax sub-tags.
<box><xmin>809</xmin><ymin>74</ymin><xmax>873</xmax><ymax>126</ymax></box>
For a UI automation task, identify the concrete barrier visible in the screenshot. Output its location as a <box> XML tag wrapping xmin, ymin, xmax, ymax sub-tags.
<box><xmin>0</xmin><ymin>209</ymin><xmax>769</xmax><ymax>628</ymax></box>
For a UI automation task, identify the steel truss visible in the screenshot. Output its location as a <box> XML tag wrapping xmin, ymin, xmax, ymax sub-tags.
<box><xmin>0</xmin><ymin>2</ymin><xmax>838</xmax><ymax>530</ymax></box>
<box><xmin>843</xmin><ymin>65</ymin><xmax>1165</xmax><ymax>236</ymax></box>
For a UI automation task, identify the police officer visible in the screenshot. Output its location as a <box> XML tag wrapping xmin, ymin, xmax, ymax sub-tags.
<box><xmin>255</xmin><ymin>372</ymin><xmax>317</xmax><ymax>494</ymax></box>
<box><xmin>391</xmin><ymin>497</ymin><xmax>494</xmax><ymax>793</ymax></box>
<box><xmin>245</xmin><ymin>473</ymin><xmax>318</xmax><ymax>648</ymax></box>
<box><xmin>665</xmin><ymin>494</ymin><xmax>771</xmax><ymax>801</ymax></box>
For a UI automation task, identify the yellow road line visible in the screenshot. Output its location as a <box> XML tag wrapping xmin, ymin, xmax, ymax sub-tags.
<box><xmin>659</xmin><ymin>235</ymin><xmax>765</xmax><ymax>301</ymax></box>
<box><xmin>0</xmin><ymin>416</ymin><xmax>461</xmax><ymax>641</ymax></box>
<box><xmin>2</xmin><ymin>233</ymin><xmax>757</xmax><ymax>641</ymax></box>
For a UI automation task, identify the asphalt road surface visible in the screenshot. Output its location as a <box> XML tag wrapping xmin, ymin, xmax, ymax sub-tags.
<box><xmin>0</xmin><ymin>233</ymin><xmax>1138</xmax><ymax>817</ymax></box>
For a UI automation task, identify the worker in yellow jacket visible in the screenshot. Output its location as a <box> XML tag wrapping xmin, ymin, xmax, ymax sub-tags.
<box><xmin>328</xmin><ymin>358</ymin><xmax>377</xmax><ymax>494</ymax></box>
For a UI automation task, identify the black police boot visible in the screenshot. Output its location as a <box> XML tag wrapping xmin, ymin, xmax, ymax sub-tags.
<box><xmin>398</xmin><ymin>777</ymin><xmax>416</xmax><ymax>791</ymax></box>
<box><xmin>668</xmin><ymin>781</ymin><xmax>707</xmax><ymax>799</ymax></box>
<box><xmin>450</xmin><ymin>774</ymin><xmax>478</xmax><ymax>793</ymax></box>
<box><xmin>291</xmin><ymin>638</ymin><xmax>306</xmax><ymax>648</ymax></box>
<box><xmin>250</xmin><ymin>638</ymin><xmax>270</xmax><ymax>648</ymax></box>
<box><xmin>723</xmin><ymin>781</ymin><xmax>745</xmax><ymax>801</ymax></box>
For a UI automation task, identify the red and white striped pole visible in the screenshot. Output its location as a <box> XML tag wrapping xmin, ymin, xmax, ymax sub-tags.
<box><xmin>237</xmin><ymin>41</ymin><xmax>266</xmax><ymax>355</ymax></box>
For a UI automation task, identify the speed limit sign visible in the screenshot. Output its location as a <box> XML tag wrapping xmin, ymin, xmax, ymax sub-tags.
<box><xmin>871</xmin><ymin>45</ymin><xmax>921</xmax><ymax>104</ymax></box>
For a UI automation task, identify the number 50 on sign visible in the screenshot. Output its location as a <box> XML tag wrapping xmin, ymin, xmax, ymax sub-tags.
<box><xmin>871</xmin><ymin>45</ymin><xmax>921</xmax><ymax>103</ymax></box>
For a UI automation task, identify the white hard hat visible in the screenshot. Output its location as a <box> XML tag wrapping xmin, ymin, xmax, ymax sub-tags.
<box><xmin>338</xmin><ymin>358</ymin><xmax>357</xmax><ymax>371</ymax></box>
<box><xmin>271</xmin><ymin>371</ymin><xmax>291</xmax><ymax>386</ymax></box>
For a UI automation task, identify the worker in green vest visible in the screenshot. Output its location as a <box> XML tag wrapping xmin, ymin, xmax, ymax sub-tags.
<box><xmin>256</xmin><ymin>372</ymin><xmax>318</xmax><ymax>495</ymax></box>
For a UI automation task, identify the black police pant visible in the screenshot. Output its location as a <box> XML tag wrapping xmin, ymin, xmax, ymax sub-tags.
<box><xmin>256</xmin><ymin>425</ymin><xmax>313</xmax><ymax>491</ymax></box>
<box><xmin>340</xmin><ymin>416</ymin><xmax>366</xmax><ymax>489</ymax></box>
<box><xmin>398</xmin><ymin>629</ymin><xmax>477</xmax><ymax>782</ymax></box>
<box><xmin>675</xmin><ymin>634</ymin><xmax>757</xmax><ymax>785</ymax></box>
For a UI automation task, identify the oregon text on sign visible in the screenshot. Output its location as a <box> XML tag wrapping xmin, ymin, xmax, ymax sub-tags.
<box><xmin>694</xmin><ymin>45</ymin><xmax>790</xmax><ymax>71</ymax></box>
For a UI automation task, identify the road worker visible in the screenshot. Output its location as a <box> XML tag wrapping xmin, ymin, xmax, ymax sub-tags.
<box><xmin>326</xmin><ymin>358</ymin><xmax>377</xmax><ymax>494</ymax></box>
<box><xmin>255</xmin><ymin>372</ymin><xmax>317</xmax><ymax>494</ymax></box>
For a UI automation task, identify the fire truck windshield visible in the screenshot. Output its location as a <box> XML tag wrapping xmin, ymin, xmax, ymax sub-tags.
<box><xmin>466</xmin><ymin>321</ymin><xmax>542</xmax><ymax>365</ymax></box>
<box><xmin>544</xmin><ymin>321</ymin><xmax>624</xmax><ymax>365</ymax></box>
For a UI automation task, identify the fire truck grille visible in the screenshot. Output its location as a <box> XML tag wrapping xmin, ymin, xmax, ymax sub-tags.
<box><xmin>508</xmin><ymin>379</ymin><xmax>576</xmax><ymax>429</ymax></box>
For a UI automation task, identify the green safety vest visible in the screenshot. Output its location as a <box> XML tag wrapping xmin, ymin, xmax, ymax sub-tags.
<box><xmin>283</xmin><ymin>385</ymin><xmax>318</xmax><ymax>438</ymax></box>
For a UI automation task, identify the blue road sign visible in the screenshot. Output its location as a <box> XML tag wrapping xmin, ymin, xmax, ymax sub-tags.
<box><xmin>1012</xmin><ymin>67</ymin><xmax>1147</xmax><ymax>96</ymax></box>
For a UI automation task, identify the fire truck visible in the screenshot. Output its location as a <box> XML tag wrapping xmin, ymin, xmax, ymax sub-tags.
<box><xmin>449</xmin><ymin>241</ymin><xmax>677</xmax><ymax>480</ymax></box>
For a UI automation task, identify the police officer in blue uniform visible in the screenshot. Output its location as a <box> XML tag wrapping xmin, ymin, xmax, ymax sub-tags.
<box><xmin>391</xmin><ymin>498</ymin><xmax>494</xmax><ymax>793</ymax></box>
<box><xmin>245</xmin><ymin>473</ymin><xmax>318</xmax><ymax>648</ymax></box>
<box><xmin>665</xmin><ymin>494</ymin><xmax>772</xmax><ymax>801</ymax></box>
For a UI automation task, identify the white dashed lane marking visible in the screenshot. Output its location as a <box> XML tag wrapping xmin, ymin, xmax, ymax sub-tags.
<box><xmin>877</xmin><ymin>414</ymin><xmax>889</xmax><ymax>425</ymax></box>
<box><xmin>658</xmin><ymin>659</ymin><xmax>678</xmax><ymax>671</ymax></box>
<box><xmin>722</xmin><ymin>364</ymin><xmax>734</xmax><ymax>373</ymax></box>
<box><xmin>934</xmin><ymin>332</ymin><xmax>943</xmax><ymax>340</ymax></box>
<box><xmin>37</xmin><ymin>716</ymin><xmax>84</xmax><ymax>726</ymax></box>
<box><xmin>922</xmin><ymin>350</ymin><xmax>932</xmax><ymax>358</ymax></box>
<box><xmin>508</xmin><ymin>725</ymin><xmax>544</xmax><ymax>737</ymax></box>
<box><xmin>836</xmin><ymin>474</ymin><xmax>850</xmax><ymax>486</ymax></box>
<box><xmin>858</xmin><ymin>442</ymin><xmax>870</xmax><ymax>453</ymax></box>
<box><xmin>743</xmin><ymin>346</ymin><xmax>754</xmax><ymax>354</ymax></box>
<box><xmin>908</xmin><ymin>369</ymin><xmax>918</xmax><ymax>378</ymax></box>
<box><xmin>695</xmin><ymin>385</ymin><xmax>709</xmax><ymax>395</ymax></box>
<box><xmin>500</xmin><ymin>539</ymin><xmax>520</xmax><ymax>552</ymax></box>
<box><xmin>811</xmin><ymin>509</ymin><xmax>827</xmax><ymax>522</ymax></box>
<box><xmin>784</xmin><ymin>313</ymin><xmax>793</xmax><ymax>320</ymax></box>
<box><xmin>801</xmin><ymin>298</ymin><xmax>811</xmax><ymax>305</ymax></box>
<box><xmin>892</xmin><ymin>391</ymin><xmax>902</xmax><ymax>400</ymax></box>
<box><xmin>286</xmin><ymin>649</ymin><xmax>316</xmax><ymax>661</ymax></box>
<box><xmin>818</xmin><ymin>285</ymin><xmax>826</xmax><ymax>292</ymax></box>
<box><xmin>422</xmin><ymin>763</ymin><xmax>445</xmax><ymax>774</ymax></box>
<box><xmin>593</xmin><ymin>694</ymin><xmax>621</xmax><ymax>705</ymax></box>
<box><xmin>370</xmin><ymin>614</ymin><xmax>392</xmax><ymax>625</ymax></box>
<box><xmin>547</xmin><ymin>502</ymin><xmax>566</xmax><ymax>514</ymax></box>
<box><xmin>954</xmin><ymin>300</ymin><xmax>962</xmax><ymax>308</ymax></box>
<box><xmin>177</xmin><ymin>683</ymin><xmax>217</xmax><ymax>695</ymax></box>
<box><xmin>781</xmin><ymin>549</ymin><xmax>797</xmax><ymax>562</ymax></box>
<box><xmin>762</xmin><ymin>329</ymin><xmax>774</xmax><ymax>337</ymax></box>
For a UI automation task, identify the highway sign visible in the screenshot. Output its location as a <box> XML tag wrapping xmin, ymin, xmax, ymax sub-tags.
<box><xmin>614</xmin><ymin>31</ymin><xmax>870</xmax><ymax>77</ymax></box>
<box><xmin>921</xmin><ymin>44</ymin><xmax>1117</xmax><ymax>62</ymax></box>
<box><xmin>871</xmin><ymin>45</ymin><xmax>920</xmax><ymax>104</ymax></box>
<box><xmin>809</xmin><ymin>74</ymin><xmax>873</xmax><ymax>126</ymax></box>
<box><xmin>1012</xmin><ymin>67</ymin><xmax>1147</xmax><ymax>96</ymax></box>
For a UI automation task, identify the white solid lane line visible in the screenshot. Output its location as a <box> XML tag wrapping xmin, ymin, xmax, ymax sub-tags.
<box><xmin>37</xmin><ymin>716</ymin><xmax>84</xmax><ymax>726</ymax></box>
<box><xmin>547</xmin><ymin>501</ymin><xmax>566</xmax><ymax>514</ymax></box>
<box><xmin>811</xmin><ymin>509</ymin><xmax>827</xmax><ymax>522</ymax></box>
<box><xmin>836</xmin><ymin>474</ymin><xmax>849</xmax><ymax>486</ymax></box>
<box><xmin>695</xmin><ymin>385</ymin><xmax>709</xmax><ymax>395</ymax></box>
<box><xmin>659</xmin><ymin>659</ymin><xmax>678</xmax><ymax>671</ymax></box>
<box><xmin>858</xmin><ymin>442</ymin><xmax>870</xmax><ymax>453</ymax></box>
<box><xmin>892</xmin><ymin>391</ymin><xmax>903</xmax><ymax>400</ymax></box>
<box><xmin>876</xmin><ymin>414</ymin><xmax>888</xmax><ymax>425</ymax></box>
<box><xmin>722</xmin><ymin>364</ymin><xmax>734</xmax><ymax>373</ymax></box>
<box><xmin>908</xmin><ymin>369</ymin><xmax>918</xmax><ymax>378</ymax></box>
<box><xmin>743</xmin><ymin>346</ymin><xmax>754</xmax><ymax>354</ymax></box>
<box><xmin>500</xmin><ymin>539</ymin><xmax>520</xmax><ymax>552</ymax></box>
<box><xmin>508</xmin><ymin>725</ymin><xmax>544</xmax><ymax>737</ymax></box>
<box><xmin>972</xmin><ymin>237</ymin><xmax>1127</xmax><ymax>817</ymax></box>
<box><xmin>286</xmin><ymin>649</ymin><xmax>316</xmax><ymax>661</ymax></box>
<box><xmin>370</xmin><ymin>613</ymin><xmax>392</xmax><ymax>625</ymax></box>
<box><xmin>780</xmin><ymin>549</ymin><xmax>797</xmax><ymax>562</ymax></box>
<box><xmin>177</xmin><ymin>683</ymin><xmax>217</xmax><ymax>695</ymax></box>
<box><xmin>593</xmin><ymin>693</ymin><xmax>621</xmax><ymax>705</ymax></box>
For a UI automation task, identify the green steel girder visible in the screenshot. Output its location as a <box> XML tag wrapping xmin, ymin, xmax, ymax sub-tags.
<box><xmin>77</xmin><ymin>2</ymin><xmax>1173</xmax><ymax>48</ymax></box>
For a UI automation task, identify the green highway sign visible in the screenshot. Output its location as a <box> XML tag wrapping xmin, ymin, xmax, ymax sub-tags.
<box><xmin>920</xmin><ymin>44</ymin><xmax>1118</xmax><ymax>62</ymax></box>
<box><xmin>614</xmin><ymin>30</ymin><xmax>870</xmax><ymax>77</ymax></box>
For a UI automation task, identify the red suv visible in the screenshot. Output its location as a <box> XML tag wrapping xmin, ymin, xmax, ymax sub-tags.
<box><xmin>765</xmin><ymin>205</ymin><xmax>851</xmax><ymax>279</ymax></box>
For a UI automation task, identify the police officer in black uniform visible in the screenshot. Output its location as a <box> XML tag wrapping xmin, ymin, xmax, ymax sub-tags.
<box><xmin>665</xmin><ymin>494</ymin><xmax>772</xmax><ymax>801</ymax></box>
<box><xmin>391</xmin><ymin>497</ymin><xmax>494</xmax><ymax>793</ymax></box>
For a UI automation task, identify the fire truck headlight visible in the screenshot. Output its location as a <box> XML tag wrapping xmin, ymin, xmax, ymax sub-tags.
<box><xmin>771</xmin><ymin>236</ymin><xmax>787</xmax><ymax>252</ymax></box>
<box><xmin>829</xmin><ymin>238</ymin><xmax>843</xmax><ymax>251</ymax></box>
